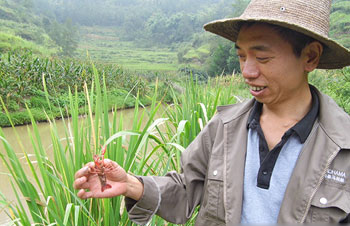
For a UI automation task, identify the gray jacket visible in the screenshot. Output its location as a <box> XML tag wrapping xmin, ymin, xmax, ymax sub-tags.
<box><xmin>126</xmin><ymin>88</ymin><xmax>350</xmax><ymax>225</ymax></box>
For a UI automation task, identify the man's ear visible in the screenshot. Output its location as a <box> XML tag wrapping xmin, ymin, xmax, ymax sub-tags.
<box><xmin>303</xmin><ymin>41</ymin><xmax>323</xmax><ymax>72</ymax></box>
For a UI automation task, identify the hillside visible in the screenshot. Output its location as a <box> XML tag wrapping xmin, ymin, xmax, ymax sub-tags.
<box><xmin>0</xmin><ymin>0</ymin><xmax>58</xmax><ymax>55</ymax></box>
<box><xmin>0</xmin><ymin>0</ymin><xmax>349</xmax><ymax>73</ymax></box>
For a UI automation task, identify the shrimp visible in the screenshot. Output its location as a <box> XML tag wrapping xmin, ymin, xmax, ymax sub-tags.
<box><xmin>91</xmin><ymin>145</ymin><xmax>112</xmax><ymax>192</ymax></box>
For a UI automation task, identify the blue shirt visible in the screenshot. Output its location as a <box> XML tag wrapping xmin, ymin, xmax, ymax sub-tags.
<box><xmin>241</xmin><ymin>129</ymin><xmax>304</xmax><ymax>224</ymax></box>
<box><xmin>241</xmin><ymin>85</ymin><xmax>320</xmax><ymax>224</ymax></box>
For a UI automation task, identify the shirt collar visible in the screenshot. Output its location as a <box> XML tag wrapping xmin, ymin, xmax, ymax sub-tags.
<box><xmin>247</xmin><ymin>100</ymin><xmax>262</xmax><ymax>129</ymax></box>
<box><xmin>247</xmin><ymin>85</ymin><xmax>320</xmax><ymax>143</ymax></box>
<box><xmin>292</xmin><ymin>85</ymin><xmax>319</xmax><ymax>143</ymax></box>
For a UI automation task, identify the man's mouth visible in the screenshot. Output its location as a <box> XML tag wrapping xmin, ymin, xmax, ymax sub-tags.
<box><xmin>250</xmin><ymin>86</ymin><xmax>266</xmax><ymax>91</ymax></box>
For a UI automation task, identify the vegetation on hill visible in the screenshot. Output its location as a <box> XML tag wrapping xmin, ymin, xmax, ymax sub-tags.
<box><xmin>1</xmin><ymin>0</ymin><xmax>349</xmax><ymax>76</ymax></box>
<box><xmin>330</xmin><ymin>0</ymin><xmax>350</xmax><ymax>48</ymax></box>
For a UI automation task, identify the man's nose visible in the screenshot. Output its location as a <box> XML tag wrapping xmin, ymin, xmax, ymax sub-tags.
<box><xmin>241</xmin><ymin>58</ymin><xmax>259</xmax><ymax>79</ymax></box>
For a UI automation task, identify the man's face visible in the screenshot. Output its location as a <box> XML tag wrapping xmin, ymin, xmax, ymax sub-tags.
<box><xmin>235</xmin><ymin>23</ymin><xmax>308</xmax><ymax>107</ymax></box>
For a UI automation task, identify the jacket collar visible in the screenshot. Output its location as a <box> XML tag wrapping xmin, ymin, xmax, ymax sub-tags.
<box><xmin>217</xmin><ymin>98</ymin><xmax>255</xmax><ymax>124</ymax></box>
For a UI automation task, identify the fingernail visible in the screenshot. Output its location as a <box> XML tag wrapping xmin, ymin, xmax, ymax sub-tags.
<box><xmin>83</xmin><ymin>166</ymin><xmax>89</xmax><ymax>173</ymax></box>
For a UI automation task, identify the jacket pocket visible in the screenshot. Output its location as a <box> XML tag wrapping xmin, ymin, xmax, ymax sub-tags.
<box><xmin>306</xmin><ymin>185</ymin><xmax>350</xmax><ymax>223</ymax></box>
<box><xmin>202</xmin><ymin>156</ymin><xmax>225</xmax><ymax>223</ymax></box>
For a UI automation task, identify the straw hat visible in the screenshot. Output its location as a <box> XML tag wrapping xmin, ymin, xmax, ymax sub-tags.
<box><xmin>203</xmin><ymin>0</ymin><xmax>350</xmax><ymax>69</ymax></box>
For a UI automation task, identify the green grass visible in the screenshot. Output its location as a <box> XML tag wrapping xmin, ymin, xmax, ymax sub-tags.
<box><xmin>181</xmin><ymin>43</ymin><xmax>211</xmax><ymax>66</ymax></box>
<box><xmin>184</xmin><ymin>44</ymin><xmax>210</xmax><ymax>59</ymax></box>
<box><xmin>0</xmin><ymin>31</ymin><xmax>55</xmax><ymax>55</ymax></box>
<box><xmin>0</xmin><ymin>5</ymin><xmax>57</xmax><ymax>55</ymax></box>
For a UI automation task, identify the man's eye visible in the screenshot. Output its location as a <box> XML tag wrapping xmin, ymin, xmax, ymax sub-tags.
<box><xmin>256</xmin><ymin>57</ymin><xmax>270</xmax><ymax>62</ymax></box>
<box><xmin>237</xmin><ymin>55</ymin><xmax>246</xmax><ymax>60</ymax></box>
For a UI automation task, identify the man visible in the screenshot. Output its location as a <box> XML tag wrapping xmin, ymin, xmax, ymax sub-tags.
<box><xmin>74</xmin><ymin>0</ymin><xmax>350</xmax><ymax>224</ymax></box>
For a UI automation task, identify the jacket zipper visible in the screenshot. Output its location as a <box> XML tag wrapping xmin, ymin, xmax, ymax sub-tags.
<box><xmin>300</xmin><ymin>148</ymin><xmax>340</xmax><ymax>223</ymax></box>
<box><xmin>223</xmin><ymin>125</ymin><xmax>228</xmax><ymax>223</ymax></box>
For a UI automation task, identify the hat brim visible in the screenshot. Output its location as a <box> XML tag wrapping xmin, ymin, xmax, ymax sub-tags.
<box><xmin>204</xmin><ymin>18</ymin><xmax>350</xmax><ymax>69</ymax></box>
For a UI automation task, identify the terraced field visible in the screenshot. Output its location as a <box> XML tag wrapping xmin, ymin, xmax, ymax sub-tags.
<box><xmin>75</xmin><ymin>26</ymin><xmax>178</xmax><ymax>71</ymax></box>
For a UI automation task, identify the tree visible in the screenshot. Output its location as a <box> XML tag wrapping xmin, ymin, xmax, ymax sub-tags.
<box><xmin>14</xmin><ymin>0</ymin><xmax>33</xmax><ymax>9</ymax></box>
<box><xmin>206</xmin><ymin>41</ymin><xmax>240</xmax><ymax>77</ymax></box>
<box><xmin>229</xmin><ymin>0</ymin><xmax>250</xmax><ymax>17</ymax></box>
<box><xmin>205</xmin><ymin>0</ymin><xmax>249</xmax><ymax>77</ymax></box>
<box><xmin>44</xmin><ymin>18</ymin><xmax>79</xmax><ymax>56</ymax></box>
<box><xmin>145</xmin><ymin>11</ymin><xmax>198</xmax><ymax>45</ymax></box>
<box><xmin>330</xmin><ymin>0</ymin><xmax>350</xmax><ymax>48</ymax></box>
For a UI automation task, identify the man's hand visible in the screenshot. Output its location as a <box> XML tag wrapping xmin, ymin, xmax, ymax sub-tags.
<box><xmin>73</xmin><ymin>159</ymin><xmax>144</xmax><ymax>200</ymax></box>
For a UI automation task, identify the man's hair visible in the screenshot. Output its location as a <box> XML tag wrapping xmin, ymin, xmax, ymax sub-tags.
<box><xmin>238</xmin><ymin>22</ymin><xmax>319</xmax><ymax>57</ymax></box>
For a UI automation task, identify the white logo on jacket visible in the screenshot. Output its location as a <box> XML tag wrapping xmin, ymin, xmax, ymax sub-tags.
<box><xmin>325</xmin><ymin>169</ymin><xmax>346</xmax><ymax>184</ymax></box>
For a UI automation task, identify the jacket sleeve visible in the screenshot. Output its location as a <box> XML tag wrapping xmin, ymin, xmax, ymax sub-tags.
<box><xmin>125</xmin><ymin>115</ymin><xmax>221</xmax><ymax>225</ymax></box>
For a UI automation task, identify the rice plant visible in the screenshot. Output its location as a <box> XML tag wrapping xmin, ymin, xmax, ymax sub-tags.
<box><xmin>0</xmin><ymin>65</ymin><xmax>249</xmax><ymax>225</ymax></box>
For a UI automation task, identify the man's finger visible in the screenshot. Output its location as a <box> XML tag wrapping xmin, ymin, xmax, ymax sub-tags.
<box><xmin>77</xmin><ymin>189</ymin><xmax>93</xmax><ymax>199</ymax></box>
<box><xmin>74</xmin><ymin>163</ymin><xmax>94</xmax><ymax>179</ymax></box>
<box><xmin>104</xmin><ymin>159</ymin><xmax>119</xmax><ymax>168</ymax></box>
<box><xmin>73</xmin><ymin>176</ymin><xmax>88</xmax><ymax>189</ymax></box>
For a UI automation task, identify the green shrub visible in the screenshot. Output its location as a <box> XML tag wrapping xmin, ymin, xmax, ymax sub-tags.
<box><xmin>178</xmin><ymin>66</ymin><xmax>209</xmax><ymax>82</ymax></box>
<box><xmin>308</xmin><ymin>70</ymin><xmax>331</xmax><ymax>91</ymax></box>
<box><xmin>6</xmin><ymin>99</ymin><xmax>20</xmax><ymax>112</ymax></box>
<box><xmin>0</xmin><ymin>112</ymin><xmax>10</xmax><ymax>127</ymax></box>
<box><xmin>205</xmin><ymin>40</ymin><xmax>240</xmax><ymax>77</ymax></box>
<box><xmin>9</xmin><ymin>111</ymin><xmax>31</xmax><ymax>125</ymax></box>
<box><xmin>29</xmin><ymin>96</ymin><xmax>50</xmax><ymax>109</ymax></box>
<box><xmin>309</xmin><ymin>68</ymin><xmax>350</xmax><ymax>114</ymax></box>
<box><xmin>327</xmin><ymin>68</ymin><xmax>350</xmax><ymax>114</ymax></box>
<box><xmin>30</xmin><ymin>108</ymin><xmax>51</xmax><ymax>122</ymax></box>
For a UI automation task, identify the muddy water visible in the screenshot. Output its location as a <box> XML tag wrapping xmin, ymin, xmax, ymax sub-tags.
<box><xmin>0</xmin><ymin>107</ymin><xmax>143</xmax><ymax>224</ymax></box>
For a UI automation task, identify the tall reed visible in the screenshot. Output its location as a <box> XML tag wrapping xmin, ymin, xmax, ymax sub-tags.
<box><xmin>0</xmin><ymin>67</ymin><xmax>249</xmax><ymax>225</ymax></box>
